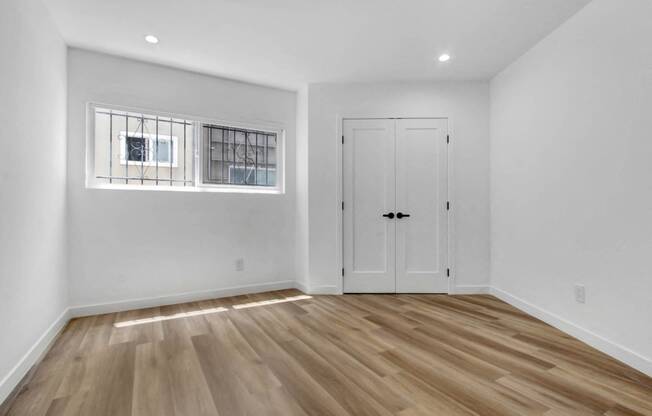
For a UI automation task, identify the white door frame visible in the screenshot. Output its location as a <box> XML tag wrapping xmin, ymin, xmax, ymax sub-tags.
<box><xmin>336</xmin><ymin>115</ymin><xmax>455</xmax><ymax>294</ymax></box>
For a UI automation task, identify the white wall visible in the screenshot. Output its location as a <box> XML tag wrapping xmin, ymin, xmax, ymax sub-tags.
<box><xmin>0</xmin><ymin>0</ymin><xmax>68</xmax><ymax>402</ymax></box>
<box><xmin>306</xmin><ymin>82</ymin><xmax>490</xmax><ymax>294</ymax></box>
<box><xmin>67</xmin><ymin>49</ymin><xmax>297</xmax><ymax>308</ymax></box>
<box><xmin>295</xmin><ymin>87</ymin><xmax>310</xmax><ymax>290</ymax></box>
<box><xmin>491</xmin><ymin>0</ymin><xmax>652</xmax><ymax>375</ymax></box>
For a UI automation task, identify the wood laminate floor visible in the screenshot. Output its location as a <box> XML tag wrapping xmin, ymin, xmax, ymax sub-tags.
<box><xmin>2</xmin><ymin>290</ymin><xmax>651</xmax><ymax>416</ymax></box>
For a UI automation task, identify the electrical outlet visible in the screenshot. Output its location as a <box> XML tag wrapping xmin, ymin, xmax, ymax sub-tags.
<box><xmin>574</xmin><ymin>284</ymin><xmax>586</xmax><ymax>304</ymax></box>
<box><xmin>235</xmin><ymin>258</ymin><xmax>245</xmax><ymax>271</ymax></box>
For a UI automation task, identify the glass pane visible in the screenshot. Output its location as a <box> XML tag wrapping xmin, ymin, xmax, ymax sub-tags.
<box><xmin>256</xmin><ymin>169</ymin><xmax>276</xmax><ymax>185</ymax></box>
<box><xmin>155</xmin><ymin>140</ymin><xmax>170</xmax><ymax>163</ymax></box>
<box><xmin>266</xmin><ymin>134</ymin><xmax>277</xmax><ymax>186</ymax></box>
<box><xmin>245</xmin><ymin>168</ymin><xmax>256</xmax><ymax>184</ymax></box>
<box><xmin>232</xmin><ymin>130</ymin><xmax>246</xmax><ymax>185</ymax></box>
<box><xmin>127</xmin><ymin>136</ymin><xmax>147</xmax><ymax>162</ymax></box>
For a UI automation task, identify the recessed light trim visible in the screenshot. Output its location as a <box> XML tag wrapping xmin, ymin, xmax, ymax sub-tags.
<box><xmin>145</xmin><ymin>35</ymin><xmax>159</xmax><ymax>44</ymax></box>
<box><xmin>438</xmin><ymin>54</ymin><xmax>451</xmax><ymax>62</ymax></box>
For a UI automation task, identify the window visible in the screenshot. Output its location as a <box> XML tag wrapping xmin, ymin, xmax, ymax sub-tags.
<box><xmin>88</xmin><ymin>105</ymin><xmax>283</xmax><ymax>192</ymax></box>
<box><xmin>120</xmin><ymin>132</ymin><xmax>178</xmax><ymax>167</ymax></box>
<box><xmin>202</xmin><ymin>125</ymin><xmax>278</xmax><ymax>187</ymax></box>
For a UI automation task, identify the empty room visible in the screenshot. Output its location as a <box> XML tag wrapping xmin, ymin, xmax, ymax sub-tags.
<box><xmin>1</xmin><ymin>0</ymin><xmax>651</xmax><ymax>414</ymax></box>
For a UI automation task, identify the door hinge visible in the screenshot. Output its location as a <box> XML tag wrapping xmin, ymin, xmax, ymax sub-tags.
<box><xmin>446</xmin><ymin>134</ymin><xmax>450</xmax><ymax>144</ymax></box>
<box><xmin>342</xmin><ymin>135</ymin><xmax>344</xmax><ymax>144</ymax></box>
<box><xmin>447</xmin><ymin>201</ymin><xmax>450</xmax><ymax>211</ymax></box>
<box><xmin>447</xmin><ymin>268</ymin><xmax>450</xmax><ymax>277</ymax></box>
<box><xmin>342</xmin><ymin>268</ymin><xmax>345</xmax><ymax>276</ymax></box>
<box><xmin>342</xmin><ymin>201</ymin><xmax>344</xmax><ymax>210</ymax></box>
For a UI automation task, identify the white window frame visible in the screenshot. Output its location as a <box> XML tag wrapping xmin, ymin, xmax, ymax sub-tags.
<box><xmin>85</xmin><ymin>102</ymin><xmax>285</xmax><ymax>194</ymax></box>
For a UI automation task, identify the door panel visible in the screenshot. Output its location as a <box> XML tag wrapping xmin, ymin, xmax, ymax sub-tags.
<box><xmin>343</xmin><ymin>118</ymin><xmax>448</xmax><ymax>294</ymax></box>
<box><xmin>396</xmin><ymin>119</ymin><xmax>448</xmax><ymax>293</ymax></box>
<box><xmin>343</xmin><ymin>119</ymin><xmax>396</xmax><ymax>293</ymax></box>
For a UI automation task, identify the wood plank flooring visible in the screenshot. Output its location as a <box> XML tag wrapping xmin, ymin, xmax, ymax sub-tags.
<box><xmin>2</xmin><ymin>290</ymin><xmax>651</xmax><ymax>416</ymax></box>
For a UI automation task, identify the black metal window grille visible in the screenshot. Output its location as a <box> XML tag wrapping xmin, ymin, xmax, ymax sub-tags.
<box><xmin>203</xmin><ymin>124</ymin><xmax>278</xmax><ymax>187</ymax></box>
<box><xmin>94</xmin><ymin>108</ymin><xmax>192</xmax><ymax>186</ymax></box>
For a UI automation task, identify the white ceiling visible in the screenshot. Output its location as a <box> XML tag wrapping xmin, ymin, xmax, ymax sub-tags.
<box><xmin>44</xmin><ymin>0</ymin><xmax>591</xmax><ymax>90</ymax></box>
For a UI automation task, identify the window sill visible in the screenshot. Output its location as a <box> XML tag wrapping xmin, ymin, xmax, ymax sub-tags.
<box><xmin>86</xmin><ymin>183</ymin><xmax>284</xmax><ymax>195</ymax></box>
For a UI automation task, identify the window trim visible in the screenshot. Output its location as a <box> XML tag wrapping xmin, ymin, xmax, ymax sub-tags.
<box><xmin>85</xmin><ymin>102</ymin><xmax>285</xmax><ymax>194</ymax></box>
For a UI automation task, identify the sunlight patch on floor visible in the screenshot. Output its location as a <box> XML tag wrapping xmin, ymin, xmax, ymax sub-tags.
<box><xmin>114</xmin><ymin>306</ymin><xmax>228</xmax><ymax>328</ymax></box>
<box><xmin>232</xmin><ymin>295</ymin><xmax>312</xmax><ymax>310</ymax></box>
<box><xmin>113</xmin><ymin>294</ymin><xmax>312</xmax><ymax>327</ymax></box>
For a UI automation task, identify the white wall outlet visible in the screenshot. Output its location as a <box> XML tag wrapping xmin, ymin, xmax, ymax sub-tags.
<box><xmin>235</xmin><ymin>258</ymin><xmax>245</xmax><ymax>271</ymax></box>
<box><xmin>574</xmin><ymin>284</ymin><xmax>586</xmax><ymax>304</ymax></box>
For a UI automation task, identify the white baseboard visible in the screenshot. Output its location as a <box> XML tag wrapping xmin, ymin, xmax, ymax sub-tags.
<box><xmin>0</xmin><ymin>308</ymin><xmax>70</xmax><ymax>405</ymax></box>
<box><xmin>490</xmin><ymin>287</ymin><xmax>652</xmax><ymax>377</ymax></box>
<box><xmin>69</xmin><ymin>280</ymin><xmax>297</xmax><ymax>317</ymax></box>
<box><xmin>307</xmin><ymin>285</ymin><xmax>341</xmax><ymax>295</ymax></box>
<box><xmin>294</xmin><ymin>279</ymin><xmax>309</xmax><ymax>294</ymax></box>
<box><xmin>450</xmin><ymin>285</ymin><xmax>491</xmax><ymax>295</ymax></box>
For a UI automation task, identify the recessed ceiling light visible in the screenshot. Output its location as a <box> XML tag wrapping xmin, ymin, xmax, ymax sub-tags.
<box><xmin>145</xmin><ymin>35</ymin><xmax>159</xmax><ymax>44</ymax></box>
<box><xmin>438</xmin><ymin>54</ymin><xmax>451</xmax><ymax>62</ymax></box>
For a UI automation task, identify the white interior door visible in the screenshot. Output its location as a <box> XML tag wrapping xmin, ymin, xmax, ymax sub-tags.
<box><xmin>343</xmin><ymin>118</ymin><xmax>448</xmax><ymax>294</ymax></box>
<box><xmin>343</xmin><ymin>119</ymin><xmax>396</xmax><ymax>293</ymax></box>
<box><xmin>395</xmin><ymin>119</ymin><xmax>448</xmax><ymax>293</ymax></box>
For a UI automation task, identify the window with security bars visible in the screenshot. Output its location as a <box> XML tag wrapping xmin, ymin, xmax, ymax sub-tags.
<box><xmin>89</xmin><ymin>105</ymin><xmax>283</xmax><ymax>192</ymax></box>
<box><xmin>202</xmin><ymin>125</ymin><xmax>277</xmax><ymax>187</ymax></box>
<box><xmin>92</xmin><ymin>107</ymin><xmax>192</xmax><ymax>187</ymax></box>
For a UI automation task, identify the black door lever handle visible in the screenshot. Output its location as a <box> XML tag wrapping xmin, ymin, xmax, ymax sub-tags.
<box><xmin>396</xmin><ymin>212</ymin><xmax>410</xmax><ymax>219</ymax></box>
<box><xmin>382</xmin><ymin>212</ymin><xmax>395</xmax><ymax>219</ymax></box>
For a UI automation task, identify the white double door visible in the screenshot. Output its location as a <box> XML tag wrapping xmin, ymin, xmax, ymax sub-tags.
<box><xmin>343</xmin><ymin>118</ymin><xmax>448</xmax><ymax>293</ymax></box>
